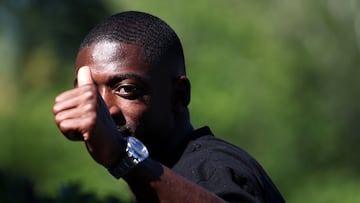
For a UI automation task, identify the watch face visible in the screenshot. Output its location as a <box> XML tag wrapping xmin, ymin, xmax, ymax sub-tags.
<box><xmin>108</xmin><ymin>136</ymin><xmax>149</xmax><ymax>179</ymax></box>
<box><xmin>127</xmin><ymin>137</ymin><xmax>149</xmax><ymax>163</ymax></box>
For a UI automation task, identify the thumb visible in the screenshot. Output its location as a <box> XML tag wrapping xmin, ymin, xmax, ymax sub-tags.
<box><xmin>77</xmin><ymin>66</ymin><xmax>93</xmax><ymax>86</ymax></box>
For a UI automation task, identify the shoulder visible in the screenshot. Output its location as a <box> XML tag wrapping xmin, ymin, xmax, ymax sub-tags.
<box><xmin>173</xmin><ymin>135</ymin><xmax>263</xmax><ymax>185</ymax></box>
<box><xmin>175</xmin><ymin>134</ymin><xmax>262</xmax><ymax>173</ymax></box>
<box><xmin>172</xmin><ymin>130</ymin><xmax>285</xmax><ymax>203</ymax></box>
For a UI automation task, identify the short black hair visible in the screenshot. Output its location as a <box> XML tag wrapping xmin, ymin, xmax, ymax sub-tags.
<box><xmin>80</xmin><ymin>11</ymin><xmax>186</xmax><ymax>75</ymax></box>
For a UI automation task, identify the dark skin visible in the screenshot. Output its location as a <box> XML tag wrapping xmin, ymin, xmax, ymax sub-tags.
<box><xmin>53</xmin><ymin>41</ymin><xmax>225</xmax><ymax>202</ymax></box>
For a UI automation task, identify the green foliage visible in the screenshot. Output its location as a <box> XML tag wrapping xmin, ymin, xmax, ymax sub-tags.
<box><xmin>1</xmin><ymin>0</ymin><xmax>360</xmax><ymax>202</ymax></box>
<box><xmin>0</xmin><ymin>170</ymin><xmax>129</xmax><ymax>203</ymax></box>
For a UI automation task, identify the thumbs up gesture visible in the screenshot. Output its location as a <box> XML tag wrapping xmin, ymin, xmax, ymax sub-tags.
<box><xmin>75</xmin><ymin>66</ymin><xmax>95</xmax><ymax>141</ymax></box>
<box><xmin>53</xmin><ymin>66</ymin><xmax>123</xmax><ymax>168</ymax></box>
<box><xmin>53</xmin><ymin>66</ymin><xmax>97</xmax><ymax>140</ymax></box>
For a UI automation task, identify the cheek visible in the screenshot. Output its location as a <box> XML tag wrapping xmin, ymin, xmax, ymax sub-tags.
<box><xmin>120</xmin><ymin>87</ymin><xmax>175</xmax><ymax>137</ymax></box>
<box><xmin>134</xmin><ymin>101</ymin><xmax>174</xmax><ymax>136</ymax></box>
<box><xmin>147</xmin><ymin>99</ymin><xmax>174</xmax><ymax>131</ymax></box>
<box><xmin>150</xmin><ymin>89</ymin><xmax>176</xmax><ymax>131</ymax></box>
<box><xmin>119</xmin><ymin>100</ymin><xmax>149</xmax><ymax>133</ymax></box>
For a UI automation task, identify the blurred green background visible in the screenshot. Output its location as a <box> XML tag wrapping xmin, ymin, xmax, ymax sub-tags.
<box><xmin>1</xmin><ymin>0</ymin><xmax>360</xmax><ymax>202</ymax></box>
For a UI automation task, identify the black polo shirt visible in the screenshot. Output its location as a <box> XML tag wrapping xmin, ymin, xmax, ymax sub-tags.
<box><xmin>172</xmin><ymin>127</ymin><xmax>285</xmax><ymax>203</ymax></box>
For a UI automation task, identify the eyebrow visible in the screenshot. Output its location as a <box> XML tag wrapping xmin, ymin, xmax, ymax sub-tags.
<box><xmin>106</xmin><ymin>73</ymin><xmax>148</xmax><ymax>86</ymax></box>
<box><xmin>73</xmin><ymin>73</ymin><xmax>148</xmax><ymax>87</ymax></box>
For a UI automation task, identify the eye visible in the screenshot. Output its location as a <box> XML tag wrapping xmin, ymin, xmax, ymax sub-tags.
<box><xmin>113</xmin><ymin>84</ymin><xmax>141</xmax><ymax>99</ymax></box>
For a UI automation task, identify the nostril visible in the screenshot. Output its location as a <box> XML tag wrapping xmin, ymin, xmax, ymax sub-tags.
<box><xmin>116</xmin><ymin>125</ymin><xmax>132</xmax><ymax>136</ymax></box>
<box><xmin>112</xmin><ymin>114</ymin><xmax>127</xmax><ymax>128</ymax></box>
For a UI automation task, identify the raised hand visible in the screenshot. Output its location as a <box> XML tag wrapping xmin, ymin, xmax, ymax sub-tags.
<box><xmin>53</xmin><ymin>66</ymin><xmax>123</xmax><ymax>168</ymax></box>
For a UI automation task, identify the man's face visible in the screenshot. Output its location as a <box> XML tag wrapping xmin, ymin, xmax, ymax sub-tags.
<box><xmin>75</xmin><ymin>41</ymin><xmax>176</xmax><ymax>154</ymax></box>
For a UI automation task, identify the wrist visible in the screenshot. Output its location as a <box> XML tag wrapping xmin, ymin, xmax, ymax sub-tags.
<box><xmin>107</xmin><ymin>136</ymin><xmax>149</xmax><ymax>179</ymax></box>
<box><xmin>106</xmin><ymin>135</ymin><xmax>127</xmax><ymax>168</ymax></box>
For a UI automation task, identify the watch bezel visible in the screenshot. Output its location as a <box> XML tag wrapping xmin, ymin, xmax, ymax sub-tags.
<box><xmin>108</xmin><ymin>136</ymin><xmax>149</xmax><ymax>179</ymax></box>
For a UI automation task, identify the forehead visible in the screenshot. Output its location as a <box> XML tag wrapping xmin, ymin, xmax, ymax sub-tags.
<box><xmin>75</xmin><ymin>41</ymin><xmax>150</xmax><ymax>76</ymax></box>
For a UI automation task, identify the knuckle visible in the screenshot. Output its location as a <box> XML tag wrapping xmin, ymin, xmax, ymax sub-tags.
<box><xmin>87</xmin><ymin>113</ymin><xmax>97</xmax><ymax>126</ymax></box>
<box><xmin>58</xmin><ymin>121</ymin><xmax>69</xmax><ymax>134</ymax></box>
<box><xmin>83</xmin><ymin>102</ymin><xmax>96</xmax><ymax>112</ymax></box>
<box><xmin>54</xmin><ymin>95</ymin><xmax>62</xmax><ymax>103</ymax></box>
<box><xmin>52</xmin><ymin>105</ymin><xmax>58</xmax><ymax>114</ymax></box>
<box><xmin>83</xmin><ymin>90</ymin><xmax>96</xmax><ymax>99</ymax></box>
<box><xmin>54</xmin><ymin>114</ymin><xmax>61</xmax><ymax>123</ymax></box>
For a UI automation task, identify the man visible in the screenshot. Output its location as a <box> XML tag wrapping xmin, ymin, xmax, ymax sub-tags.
<box><xmin>53</xmin><ymin>11</ymin><xmax>285</xmax><ymax>202</ymax></box>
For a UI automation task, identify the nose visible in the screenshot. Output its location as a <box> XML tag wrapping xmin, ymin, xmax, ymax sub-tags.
<box><xmin>98</xmin><ymin>86</ymin><xmax>121</xmax><ymax>116</ymax></box>
<box><xmin>97</xmin><ymin>86</ymin><xmax>126</xmax><ymax>127</ymax></box>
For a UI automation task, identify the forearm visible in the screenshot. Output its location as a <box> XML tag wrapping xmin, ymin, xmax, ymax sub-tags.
<box><xmin>123</xmin><ymin>158</ymin><xmax>225</xmax><ymax>203</ymax></box>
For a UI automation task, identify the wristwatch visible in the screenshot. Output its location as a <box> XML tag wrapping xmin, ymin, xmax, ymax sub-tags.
<box><xmin>108</xmin><ymin>136</ymin><xmax>149</xmax><ymax>179</ymax></box>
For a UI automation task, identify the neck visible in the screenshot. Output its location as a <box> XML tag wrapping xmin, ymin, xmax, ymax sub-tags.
<box><xmin>152</xmin><ymin>110</ymin><xmax>194</xmax><ymax>167</ymax></box>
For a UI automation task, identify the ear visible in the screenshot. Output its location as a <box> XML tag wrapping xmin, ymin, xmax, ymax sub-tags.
<box><xmin>172</xmin><ymin>75</ymin><xmax>191</xmax><ymax>112</ymax></box>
